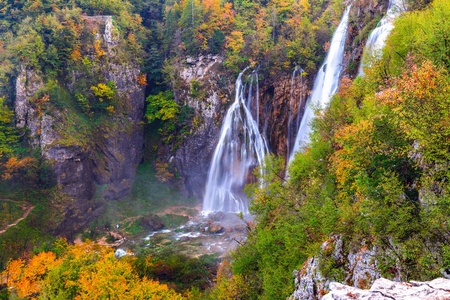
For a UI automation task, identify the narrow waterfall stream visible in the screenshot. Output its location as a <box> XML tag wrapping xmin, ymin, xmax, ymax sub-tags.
<box><xmin>289</xmin><ymin>6</ymin><xmax>351</xmax><ymax>162</ymax></box>
<box><xmin>202</xmin><ymin>68</ymin><xmax>268</xmax><ymax>214</ymax></box>
<box><xmin>286</xmin><ymin>66</ymin><xmax>304</xmax><ymax>161</ymax></box>
<box><xmin>358</xmin><ymin>0</ymin><xmax>404</xmax><ymax>75</ymax></box>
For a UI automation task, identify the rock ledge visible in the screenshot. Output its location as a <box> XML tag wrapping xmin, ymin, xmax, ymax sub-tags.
<box><xmin>322</xmin><ymin>277</ymin><xmax>450</xmax><ymax>300</ymax></box>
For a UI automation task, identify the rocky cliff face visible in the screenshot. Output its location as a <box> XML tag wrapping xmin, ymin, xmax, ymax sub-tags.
<box><xmin>160</xmin><ymin>58</ymin><xmax>311</xmax><ymax>199</ymax></box>
<box><xmin>289</xmin><ymin>235</ymin><xmax>390</xmax><ymax>300</ymax></box>
<box><xmin>92</xmin><ymin>62</ymin><xmax>144</xmax><ymax>200</ymax></box>
<box><xmin>14</xmin><ymin>16</ymin><xmax>145</xmax><ymax>238</ymax></box>
<box><xmin>170</xmin><ymin>55</ymin><xmax>228</xmax><ymax>199</ymax></box>
<box><xmin>259</xmin><ymin>71</ymin><xmax>310</xmax><ymax>157</ymax></box>
<box><xmin>344</xmin><ymin>0</ymin><xmax>390</xmax><ymax>78</ymax></box>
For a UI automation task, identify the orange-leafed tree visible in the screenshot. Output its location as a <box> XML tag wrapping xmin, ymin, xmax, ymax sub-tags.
<box><xmin>3</xmin><ymin>241</ymin><xmax>185</xmax><ymax>299</ymax></box>
<box><xmin>5</xmin><ymin>251</ymin><xmax>61</xmax><ymax>299</ymax></box>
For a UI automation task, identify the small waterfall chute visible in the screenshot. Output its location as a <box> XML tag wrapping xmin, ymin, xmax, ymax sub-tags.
<box><xmin>358</xmin><ymin>0</ymin><xmax>404</xmax><ymax>75</ymax></box>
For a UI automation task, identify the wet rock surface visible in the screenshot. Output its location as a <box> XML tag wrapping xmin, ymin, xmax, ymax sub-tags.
<box><xmin>206</xmin><ymin>222</ymin><xmax>224</xmax><ymax>234</ymax></box>
<box><xmin>345</xmin><ymin>0</ymin><xmax>390</xmax><ymax>78</ymax></box>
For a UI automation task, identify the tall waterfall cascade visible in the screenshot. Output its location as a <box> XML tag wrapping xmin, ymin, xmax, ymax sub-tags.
<box><xmin>358</xmin><ymin>0</ymin><xmax>404</xmax><ymax>75</ymax></box>
<box><xmin>289</xmin><ymin>6</ymin><xmax>351</xmax><ymax>163</ymax></box>
<box><xmin>202</xmin><ymin>69</ymin><xmax>269</xmax><ymax>215</ymax></box>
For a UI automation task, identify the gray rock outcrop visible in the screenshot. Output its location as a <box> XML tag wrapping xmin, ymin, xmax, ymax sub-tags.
<box><xmin>140</xmin><ymin>214</ymin><xmax>165</xmax><ymax>231</ymax></box>
<box><xmin>322</xmin><ymin>277</ymin><xmax>450</xmax><ymax>300</ymax></box>
<box><xmin>15</xmin><ymin>65</ymin><xmax>42</xmax><ymax>140</ymax></box>
<box><xmin>290</xmin><ymin>236</ymin><xmax>385</xmax><ymax>300</ymax></box>
<box><xmin>92</xmin><ymin>62</ymin><xmax>144</xmax><ymax>200</ymax></box>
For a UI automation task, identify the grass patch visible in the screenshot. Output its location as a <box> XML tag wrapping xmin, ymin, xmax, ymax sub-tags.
<box><xmin>0</xmin><ymin>182</ymin><xmax>73</xmax><ymax>266</ymax></box>
<box><xmin>126</xmin><ymin>218</ymin><xmax>145</xmax><ymax>235</ymax></box>
<box><xmin>161</xmin><ymin>214</ymin><xmax>190</xmax><ymax>228</ymax></box>
<box><xmin>0</xmin><ymin>200</ymin><xmax>27</xmax><ymax>230</ymax></box>
<box><xmin>0</xmin><ymin>207</ymin><xmax>56</xmax><ymax>268</ymax></box>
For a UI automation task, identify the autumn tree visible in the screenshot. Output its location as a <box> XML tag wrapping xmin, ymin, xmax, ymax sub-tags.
<box><xmin>4</xmin><ymin>241</ymin><xmax>185</xmax><ymax>299</ymax></box>
<box><xmin>145</xmin><ymin>90</ymin><xmax>179</xmax><ymax>123</ymax></box>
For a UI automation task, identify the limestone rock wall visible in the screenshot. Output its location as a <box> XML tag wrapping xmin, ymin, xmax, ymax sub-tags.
<box><xmin>92</xmin><ymin>62</ymin><xmax>144</xmax><ymax>200</ymax></box>
<box><xmin>171</xmin><ymin>55</ymin><xmax>228</xmax><ymax>199</ymax></box>
<box><xmin>14</xmin><ymin>16</ymin><xmax>145</xmax><ymax>238</ymax></box>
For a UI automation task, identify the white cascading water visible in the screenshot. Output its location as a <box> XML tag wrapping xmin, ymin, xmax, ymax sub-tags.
<box><xmin>202</xmin><ymin>68</ymin><xmax>269</xmax><ymax>215</ymax></box>
<box><xmin>358</xmin><ymin>0</ymin><xmax>403</xmax><ymax>75</ymax></box>
<box><xmin>289</xmin><ymin>6</ymin><xmax>351</xmax><ymax>162</ymax></box>
<box><xmin>286</xmin><ymin>66</ymin><xmax>304</xmax><ymax>160</ymax></box>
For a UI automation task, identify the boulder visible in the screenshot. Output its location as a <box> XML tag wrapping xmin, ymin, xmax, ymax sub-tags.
<box><xmin>139</xmin><ymin>214</ymin><xmax>165</xmax><ymax>231</ymax></box>
<box><xmin>207</xmin><ymin>222</ymin><xmax>224</xmax><ymax>234</ymax></box>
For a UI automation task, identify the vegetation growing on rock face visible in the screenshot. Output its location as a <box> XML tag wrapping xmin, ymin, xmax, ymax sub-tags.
<box><xmin>0</xmin><ymin>0</ymin><xmax>148</xmax><ymax>273</ymax></box>
<box><xmin>0</xmin><ymin>96</ymin><xmax>17</xmax><ymax>157</ymax></box>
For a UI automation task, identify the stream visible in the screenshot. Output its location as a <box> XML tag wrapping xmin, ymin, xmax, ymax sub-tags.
<box><xmin>115</xmin><ymin>212</ymin><xmax>251</xmax><ymax>258</ymax></box>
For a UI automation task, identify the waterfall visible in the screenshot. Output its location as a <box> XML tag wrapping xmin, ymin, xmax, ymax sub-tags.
<box><xmin>286</xmin><ymin>66</ymin><xmax>304</xmax><ymax>160</ymax></box>
<box><xmin>358</xmin><ymin>0</ymin><xmax>403</xmax><ymax>75</ymax></box>
<box><xmin>202</xmin><ymin>68</ymin><xmax>269</xmax><ymax>215</ymax></box>
<box><xmin>289</xmin><ymin>6</ymin><xmax>351</xmax><ymax>162</ymax></box>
